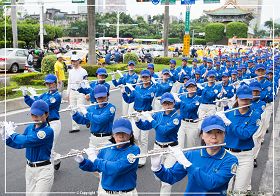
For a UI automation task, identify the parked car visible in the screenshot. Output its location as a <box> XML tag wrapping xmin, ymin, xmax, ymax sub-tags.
<box><xmin>0</xmin><ymin>48</ymin><xmax>29</xmax><ymax>73</ymax></box>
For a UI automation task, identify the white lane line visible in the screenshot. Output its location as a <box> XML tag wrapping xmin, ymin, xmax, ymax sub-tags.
<box><xmin>0</xmin><ymin>108</ymin><xmax>30</xmax><ymax>118</ymax></box>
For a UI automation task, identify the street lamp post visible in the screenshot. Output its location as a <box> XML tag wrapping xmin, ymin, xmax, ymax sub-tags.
<box><xmin>191</xmin><ymin>29</ymin><xmax>194</xmax><ymax>46</ymax></box>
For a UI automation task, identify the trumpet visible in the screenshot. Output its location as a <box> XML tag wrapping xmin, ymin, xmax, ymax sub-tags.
<box><xmin>55</xmin><ymin>141</ymin><xmax>130</xmax><ymax>161</ymax></box>
<box><xmin>122</xmin><ymin>108</ymin><xmax>174</xmax><ymax>118</ymax></box>
<box><xmin>0</xmin><ymin>121</ymin><xmax>42</xmax><ymax>127</ymax></box>
<box><xmin>128</xmin><ymin>143</ymin><xmax>226</xmax><ymax>160</ymax></box>
<box><xmin>59</xmin><ymin>101</ymin><xmax>109</xmax><ymax>113</ymax></box>
<box><xmin>194</xmin><ymin>104</ymin><xmax>252</xmax><ymax>123</ymax></box>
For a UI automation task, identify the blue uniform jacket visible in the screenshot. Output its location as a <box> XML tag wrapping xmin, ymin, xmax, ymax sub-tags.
<box><xmin>78</xmin><ymin>81</ymin><xmax>110</xmax><ymax>103</ymax></box>
<box><xmin>6</xmin><ymin>122</ymin><xmax>54</xmax><ymax>162</ymax></box>
<box><xmin>155</xmin><ymin>147</ymin><xmax>238</xmax><ymax>196</ymax></box>
<box><xmin>155</xmin><ymin>80</ymin><xmax>173</xmax><ymax>97</ymax></box>
<box><xmin>170</xmin><ymin>68</ymin><xmax>179</xmax><ymax>82</ymax></box>
<box><xmin>201</xmin><ymin>84</ymin><xmax>222</xmax><ymax>104</ymax></box>
<box><xmin>220</xmin><ymin>82</ymin><xmax>235</xmax><ymax>99</ymax></box>
<box><xmin>72</xmin><ymin>103</ymin><xmax>116</xmax><ymax>134</ymax></box>
<box><xmin>79</xmin><ymin>144</ymin><xmax>140</xmax><ymax>191</ymax></box>
<box><xmin>225</xmin><ymin>107</ymin><xmax>261</xmax><ymax>150</ymax></box>
<box><xmin>24</xmin><ymin>90</ymin><xmax>61</xmax><ymax>121</ymax></box>
<box><xmin>251</xmin><ymin>99</ymin><xmax>266</xmax><ymax>115</ymax></box>
<box><xmin>176</xmin><ymin>94</ymin><xmax>201</xmax><ymax>120</ymax></box>
<box><xmin>112</xmin><ymin>72</ymin><xmax>139</xmax><ymax>94</ymax></box>
<box><xmin>122</xmin><ymin>83</ymin><xmax>156</xmax><ymax>111</ymax></box>
<box><xmin>136</xmin><ymin>109</ymin><xmax>180</xmax><ymax>143</ymax></box>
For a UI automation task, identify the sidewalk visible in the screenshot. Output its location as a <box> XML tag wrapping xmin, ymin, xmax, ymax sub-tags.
<box><xmin>259</xmin><ymin>97</ymin><xmax>280</xmax><ymax>194</ymax></box>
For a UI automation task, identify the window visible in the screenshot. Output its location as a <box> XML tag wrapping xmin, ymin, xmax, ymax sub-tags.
<box><xmin>16</xmin><ymin>50</ymin><xmax>26</xmax><ymax>57</ymax></box>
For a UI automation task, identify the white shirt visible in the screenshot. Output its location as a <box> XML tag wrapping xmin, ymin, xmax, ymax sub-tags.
<box><xmin>67</xmin><ymin>66</ymin><xmax>88</xmax><ymax>95</ymax></box>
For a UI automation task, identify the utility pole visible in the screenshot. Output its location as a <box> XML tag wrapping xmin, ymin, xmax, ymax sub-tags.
<box><xmin>117</xmin><ymin>11</ymin><xmax>120</xmax><ymax>44</ymax></box>
<box><xmin>163</xmin><ymin>0</ymin><xmax>169</xmax><ymax>57</ymax></box>
<box><xmin>87</xmin><ymin>0</ymin><xmax>96</xmax><ymax>65</ymax></box>
<box><xmin>191</xmin><ymin>29</ymin><xmax>194</xmax><ymax>46</ymax></box>
<box><xmin>39</xmin><ymin>1</ymin><xmax>44</xmax><ymax>49</ymax></box>
<box><xmin>11</xmin><ymin>0</ymin><xmax>18</xmax><ymax>48</ymax></box>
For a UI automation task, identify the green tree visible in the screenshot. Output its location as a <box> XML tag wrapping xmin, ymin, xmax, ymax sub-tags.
<box><xmin>226</xmin><ymin>22</ymin><xmax>248</xmax><ymax>38</ymax></box>
<box><xmin>169</xmin><ymin>21</ymin><xmax>184</xmax><ymax>40</ymax></box>
<box><xmin>205</xmin><ymin>23</ymin><xmax>225</xmax><ymax>43</ymax></box>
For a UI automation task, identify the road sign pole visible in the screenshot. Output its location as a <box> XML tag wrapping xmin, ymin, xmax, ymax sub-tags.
<box><xmin>183</xmin><ymin>5</ymin><xmax>190</xmax><ymax>57</ymax></box>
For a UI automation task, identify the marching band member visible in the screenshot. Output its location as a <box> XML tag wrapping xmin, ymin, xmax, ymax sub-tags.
<box><xmin>74</xmin><ymin>118</ymin><xmax>140</xmax><ymax>196</ymax></box>
<box><xmin>135</xmin><ymin>92</ymin><xmax>181</xmax><ymax>196</ymax></box>
<box><xmin>67</xmin><ymin>55</ymin><xmax>88</xmax><ymax>133</ymax></box>
<box><xmin>151</xmin><ymin>115</ymin><xmax>238</xmax><ymax>195</ymax></box>
<box><xmin>177</xmin><ymin>75</ymin><xmax>190</xmax><ymax>94</ymax></box>
<box><xmin>1</xmin><ymin>100</ymin><xmax>54</xmax><ymax>195</ymax></box>
<box><xmin>174</xmin><ymin>79</ymin><xmax>201</xmax><ymax>148</ymax></box>
<box><xmin>216</xmin><ymin>85</ymin><xmax>261</xmax><ymax>194</ymax></box>
<box><xmin>72</xmin><ymin>85</ymin><xmax>116</xmax><ymax>148</ymax></box>
<box><xmin>176</xmin><ymin>57</ymin><xmax>190</xmax><ymax>82</ymax></box>
<box><xmin>169</xmin><ymin>59</ymin><xmax>179</xmax><ymax>83</ymax></box>
<box><xmin>121</xmin><ymin>69</ymin><xmax>157</xmax><ymax>167</ymax></box>
<box><xmin>22</xmin><ymin>74</ymin><xmax>62</xmax><ymax>170</ymax></box>
<box><xmin>112</xmin><ymin>60</ymin><xmax>138</xmax><ymax>115</ymax></box>
<box><xmin>147</xmin><ymin>63</ymin><xmax>159</xmax><ymax>78</ymax></box>
<box><xmin>153</xmin><ymin>69</ymin><xmax>173</xmax><ymax>110</ymax></box>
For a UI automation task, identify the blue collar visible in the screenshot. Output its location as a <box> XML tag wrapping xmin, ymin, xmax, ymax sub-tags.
<box><xmin>234</xmin><ymin>107</ymin><xmax>252</xmax><ymax>117</ymax></box>
<box><xmin>163</xmin><ymin>108</ymin><xmax>176</xmax><ymax>116</ymax></box>
<box><xmin>200</xmin><ymin>147</ymin><xmax>226</xmax><ymax>160</ymax></box>
<box><xmin>33</xmin><ymin>122</ymin><xmax>48</xmax><ymax>132</ymax></box>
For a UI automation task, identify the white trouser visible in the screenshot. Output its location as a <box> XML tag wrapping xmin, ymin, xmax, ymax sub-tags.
<box><xmin>171</xmin><ymin>81</ymin><xmax>182</xmax><ymax>93</ymax></box>
<box><xmin>69</xmin><ymin>90</ymin><xmax>86</xmax><ymax>130</ymax></box>
<box><xmin>153</xmin><ymin>98</ymin><xmax>162</xmax><ymax>111</ymax></box>
<box><xmin>252</xmin><ymin>112</ymin><xmax>266</xmax><ymax>159</ymax></box>
<box><xmin>26</xmin><ymin>163</ymin><xmax>54</xmax><ymax>196</ymax></box>
<box><xmin>122</xmin><ymin>100</ymin><xmax>134</xmax><ymax>116</ymax></box>
<box><xmin>98</xmin><ymin>188</ymin><xmax>138</xmax><ymax>196</ymax></box>
<box><xmin>89</xmin><ymin>134</ymin><xmax>111</xmax><ymax>148</ymax></box>
<box><xmin>131</xmin><ymin>118</ymin><xmax>149</xmax><ymax>165</ymax></box>
<box><xmin>198</xmin><ymin>104</ymin><xmax>216</xmax><ymax>129</ymax></box>
<box><xmin>227</xmin><ymin>150</ymin><xmax>254</xmax><ymax>195</ymax></box>
<box><xmin>262</xmin><ymin>103</ymin><xmax>273</xmax><ymax>133</ymax></box>
<box><xmin>57</xmin><ymin>81</ymin><xmax>64</xmax><ymax>92</ymax></box>
<box><xmin>178</xmin><ymin>120</ymin><xmax>200</xmax><ymax>148</ymax></box>
<box><xmin>49</xmin><ymin>120</ymin><xmax>62</xmax><ymax>165</ymax></box>
<box><xmin>153</xmin><ymin>143</ymin><xmax>177</xmax><ymax>196</ymax></box>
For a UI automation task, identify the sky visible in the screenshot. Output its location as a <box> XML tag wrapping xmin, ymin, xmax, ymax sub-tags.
<box><xmin>21</xmin><ymin>0</ymin><xmax>278</xmax><ymax>26</ymax></box>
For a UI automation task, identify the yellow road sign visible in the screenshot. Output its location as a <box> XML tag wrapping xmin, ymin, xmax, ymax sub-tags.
<box><xmin>183</xmin><ymin>34</ymin><xmax>190</xmax><ymax>56</ymax></box>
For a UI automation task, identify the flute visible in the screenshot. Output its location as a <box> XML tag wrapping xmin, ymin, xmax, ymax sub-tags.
<box><xmin>121</xmin><ymin>108</ymin><xmax>175</xmax><ymax>118</ymax></box>
<box><xmin>12</xmin><ymin>88</ymin><xmax>47</xmax><ymax>92</ymax></box>
<box><xmin>0</xmin><ymin>121</ymin><xmax>42</xmax><ymax>127</ymax></box>
<box><xmin>128</xmin><ymin>143</ymin><xmax>226</xmax><ymax>160</ymax></box>
<box><xmin>55</xmin><ymin>141</ymin><xmax>130</xmax><ymax>161</ymax></box>
<box><xmin>59</xmin><ymin>101</ymin><xmax>109</xmax><ymax>113</ymax></box>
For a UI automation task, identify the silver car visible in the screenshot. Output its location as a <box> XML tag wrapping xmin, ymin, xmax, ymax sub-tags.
<box><xmin>0</xmin><ymin>48</ymin><xmax>29</xmax><ymax>73</ymax></box>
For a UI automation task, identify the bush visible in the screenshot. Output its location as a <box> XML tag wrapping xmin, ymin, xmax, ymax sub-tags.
<box><xmin>11</xmin><ymin>72</ymin><xmax>45</xmax><ymax>85</ymax></box>
<box><xmin>0</xmin><ymin>40</ymin><xmax>26</xmax><ymax>48</ymax></box>
<box><xmin>205</xmin><ymin>23</ymin><xmax>225</xmax><ymax>43</ymax></box>
<box><xmin>168</xmin><ymin>38</ymin><xmax>181</xmax><ymax>45</ymax></box>
<box><xmin>191</xmin><ymin>38</ymin><xmax>206</xmax><ymax>45</ymax></box>
<box><xmin>123</xmin><ymin>53</ymin><xmax>139</xmax><ymax>64</ymax></box>
<box><xmin>41</xmin><ymin>55</ymin><xmax>57</xmax><ymax>74</ymax></box>
<box><xmin>105</xmin><ymin>64</ymin><xmax>127</xmax><ymax>72</ymax></box>
<box><xmin>154</xmin><ymin>57</ymin><xmax>172</xmax><ymax>65</ymax></box>
<box><xmin>32</xmin><ymin>80</ymin><xmax>45</xmax><ymax>86</ymax></box>
<box><xmin>226</xmin><ymin>22</ymin><xmax>248</xmax><ymax>38</ymax></box>
<box><xmin>81</xmin><ymin>64</ymin><xmax>100</xmax><ymax>77</ymax></box>
<box><xmin>0</xmin><ymin>83</ymin><xmax>17</xmax><ymax>96</ymax></box>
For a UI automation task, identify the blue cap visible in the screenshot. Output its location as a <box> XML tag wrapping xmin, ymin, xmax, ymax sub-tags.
<box><xmin>206</xmin><ymin>70</ymin><xmax>216</xmax><ymax>77</ymax></box>
<box><xmin>170</xmin><ymin>59</ymin><xmax>176</xmax><ymax>64</ymax></box>
<box><xmin>226</xmin><ymin>58</ymin><xmax>231</xmax><ymax>62</ymax></box>
<box><xmin>185</xmin><ymin>79</ymin><xmax>196</xmax><ymax>87</ymax></box>
<box><xmin>201</xmin><ymin>115</ymin><xmax>225</xmax><ymax>132</ymax></box>
<box><xmin>249</xmin><ymin>81</ymin><xmax>261</xmax><ymax>91</ymax></box>
<box><xmin>203</xmin><ymin>57</ymin><xmax>207</xmax><ymax>61</ymax></box>
<box><xmin>192</xmin><ymin>58</ymin><xmax>198</xmax><ymax>62</ymax></box>
<box><xmin>44</xmin><ymin>74</ymin><xmax>57</xmax><ymax>83</ymax></box>
<box><xmin>266</xmin><ymin>69</ymin><xmax>273</xmax><ymax>74</ymax></box>
<box><xmin>160</xmin><ymin>92</ymin><xmax>175</xmax><ymax>104</ymax></box>
<box><xmin>140</xmin><ymin>69</ymin><xmax>151</xmax><ymax>77</ymax></box>
<box><xmin>240</xmin><ymin>64</ymin><xmax>246</xmax><ymax>69</ymax></box>
<box><xmin>237</xmin><ymin>67</ymin><xmax>242</xmax><ymax>71</ymax></box>
<box><xmin>147</xmin><ymin>63</ymin><xmax>154</xmax><ymax>69</ymax></box>
<box><xmin>236</xmin><ymin>85</ymin><xmax>253</xmax><ymax>99</ymax></box>
<box><xmin>96</xmin><ymin>68</ymin><xmax>108</xmax><ymax>76</ymax></box>
<box><xmin>30</xmin><ymin>100</ymin><xmax>49</xmax><ymax>116</ymax></box>
<box><xmin>182</xmin><ymin>57</ymin><xmax>188</xmax><ymax>61</ymax></box>
<box><xmin>214</xmin><ymin>57</ymin><xmax>218</xmax><ymax>60</ymax></box>
<box><xmin>248</xmin><ymin>60</ymin><xmax>253</xmax><ymax>63</ymax></box>
<box><xmin>215</xmin><ymin>61</ymin><xmax>221</xmax><ymax>65</ymax></box>
<box><xmin>255</xmin><ymin>64</ymin><xmax>266</xmax><ymax>70</ymax></box>
<box><xmin>195</xmin><ymin>70</ymin><xmax>201</xmax><ymax>75</ymax></box>
<box><xmin>93</xmin><ymin>84</ymin><xmax>108</xmax><ymax>98</ymax></box>
<box><xmin>162</xmin><ymin>69</ymin><xmax>170</xmax><ymax>75</ymax></box>
<box><xmin>222</xmin><ymin>72</ymin><xmax>229</xmax><ymax>77</ymax></box>
<box><xmin>182</xmin><ymin>74</ymin><xmax>190</xmax><ymax>80</ymax></box>
<box><xmin>231</xmin><ymin>70</ymin><xmax>238</xmax><ymax>75</ymax></box>
<box><xmin>128</xmin><ymin>60</ymin><xmax>136</xmax><ymax>66</ymax></box>
<box><xmin>112</xmin><ymin>118</ymin><xmax>132</xmax><ymax>135</ymax></box>
<box><xmin>207</xmin><ymin>58</ymin><xmax>213</xmax><ymax>63</ymax></box>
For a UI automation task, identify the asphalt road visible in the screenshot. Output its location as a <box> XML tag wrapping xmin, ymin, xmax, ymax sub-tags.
<box><xmin>0</xmin><ymin>90</ymin><xmax>275</xmax><ymax>195</ymax></box>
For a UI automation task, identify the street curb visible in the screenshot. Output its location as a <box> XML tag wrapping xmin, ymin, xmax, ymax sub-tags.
<box><xmin>0</xmin><ymin>97</ymin><xmax>28</xmax><ymax>114</ymax></box>
<box><xmin>259</xmin><ymin>97</ymin><xmax>280</xmax><ymax>194</ymax></box>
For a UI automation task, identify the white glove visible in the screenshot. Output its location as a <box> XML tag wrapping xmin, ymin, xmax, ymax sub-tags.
<box><xmin>20</xmin><ymin>86</ymin><xmax>28</xmax><ymax>96</ymax></box>
<box><xmin>197</xmin><ymin>83</ymin><xmax>204</xmax><ymax>90</ymax></box>
<box><xmin>131</xmin><ymin>112</ymin><xmax>140</xmax><ymax>122</ymax></box>
<box><xmin>27</xmin><ymin>87</ymin><xmax>37</xmax><ymax>97</ymax></box>
<box><xmin>191</xmin><ymin>69</ymin><xmax>195</xmax><ymax>75</ymax></box>
<box><xmin>246</xmin><ymin>69</ymin><xmax>251</xmax><ymax>74</ymax></box>
<box><xmin>79</xmin><ymin>106</ymin><xmax>88</xmax><ymax>116</ymax></box>
<box><xmin>216</xmin><ymin>111</ymin><xmax>232</xmax><ymax>126</ymax></box>
<box><xmin>112</xmin><ymin>73</ymin><xmax>116</xmax><ymax>80</ymax></box>
<box><xmin>126</xmin><ymin>83</ymin><xmax>135</xmax><ymax>91</ymax></box>
<box><xmin>243</xmin><ymin>79</ymin><xmax>251</xmax><ymax>85</ymax></box>
<box><xmin>116</xmin><ymin>70</ymin><xmax>124</xmax><ymax>78</ymax></box>
<box><xmin>142</xmin><ymin>112</ymin><xmax>154</xmax><ymax>122</ymax></box>
<box><xmin>169</xmin><ymin>146</ymin><xmax>192</xmax><ymax>168</ymax></box>
<box><xmin>151</xmin><ymin>154</ymin><xmax>162</xmax><ymax>172</ymax></box>
<box><xmin>4</xmin><ymin>121</ymin><xmax>17</xmax><ymax>137</ymax></box>
<box><xmin>151</xmin><ymin>77</ymin><xmax>157</xmax><ymax>84</ymax></box>
<box><xmin>119</xmin><ymin>84</ymin><xmax>125</xmax><ymax>93</ymax></box>
<box><xmin>217</xmin><ymin>92</ymin><xmax>223</xmax><ymax>98</ymax></box>
<box><xmin>74</xmin><ymin>154</ymin><xmax>84</xmax><ymax>163</ymax></box>
<box><xmin>172</xmin><ymin>93</ymin><xmax>181</xmax><ymax>102</ymax></box>
<box><xmin>84</xmin><ymin>147</ymin><xmax>97</xmax><ymax>162</ymax></box>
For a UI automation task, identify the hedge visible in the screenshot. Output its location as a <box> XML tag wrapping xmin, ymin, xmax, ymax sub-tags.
<box><xmin>41</xmin><ymin>55</ymin><xmax>57</xmax><ymax>74</ymax></box>
<box><xmin>154</xmin><ymin>57</ymin><xmax>172</xmax><ymax>65</ymax></box>
<box><xmin>105</xmin><ymin>64</ymin><xmax>127</xmax><ymax>72</ymax></box>
<box><xmin>0</xmin><ymin>83</ymin><xmax>18</xmax><ymax>96</ymax></box>
<box><xmin>191</xmin><ymin>38</ymin><xmax>206</xmax><ymax>45</ymax></box>
<box><xmin>11</xmin><ymin>72</ymin><xmax>45</xmax><ymax>85</ymax></box>
<box><xmin>0</xmin><ymin>40</ymin><xmax>26</xmax><ymax>48</ymax></box>
<box><xmin>81</xmin><ymin>64</ymin><xmax>100</xmax><ymax>77</ymax></box>
<box><xmin>123</xmin><ymin>53</ymin><xmax>139</xmax><ymax>65</ymax></box>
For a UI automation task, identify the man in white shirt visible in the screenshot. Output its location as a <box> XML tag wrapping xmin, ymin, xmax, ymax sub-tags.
<box><xmin>67</xmin><ymin>55</ymin><xmax>88</xmax><ymax>133</ymax></box>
